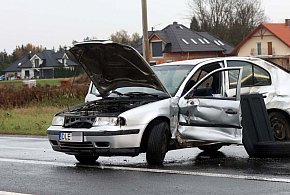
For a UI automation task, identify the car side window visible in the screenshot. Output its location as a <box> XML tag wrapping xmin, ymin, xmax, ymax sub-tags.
<box><xmin>227</xmin><ymin>61</ymin><xmax>253</xmax><ymax>88</ymax></box>
<box><xmin>194</xmin><ymin>71</ymin><xmax>221</xmax><ymax>97</ymax></box>
<box><xmin>227</xmin><ymin>60</ymin><xmax>271</xmax><ymax>88</ymax></box>
<box><xmin>182</xmin><ymin>62</ymin><xmax>222</xmax><ymax>96</ymax></box>
<box><xmin>253</xmin><ymin>65</ymin><xmax>271</xmax><ymax>86</ymax></box>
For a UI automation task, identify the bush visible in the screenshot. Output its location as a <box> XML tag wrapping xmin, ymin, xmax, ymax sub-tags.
<box><xmin>0</xmin><ymin>84</ymin><xmax>87</xmax><ymax>109</ymax></box>
<box><xmin>54</xmin><ymin>67</ymin><xmax>83</xmax><ymax>78</ymax></box>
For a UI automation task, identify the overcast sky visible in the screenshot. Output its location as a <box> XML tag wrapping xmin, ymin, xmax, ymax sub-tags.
<box><xmin>0</xmin><ymin>0</ymin><xmax>289</xmax><ymax>54</ymax></box>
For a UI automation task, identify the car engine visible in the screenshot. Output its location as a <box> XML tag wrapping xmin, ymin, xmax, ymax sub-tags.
<box><xmin>60</xmin><ymin>98</ymin><xmax>158</xmax><ymax>128</ymax></box>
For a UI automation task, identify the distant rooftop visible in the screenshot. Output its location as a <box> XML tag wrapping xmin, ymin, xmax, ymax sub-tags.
<box><xmin>135</xmin><ymin>21</ymin><xmax>233</xmax><ymax>55</ymax></box>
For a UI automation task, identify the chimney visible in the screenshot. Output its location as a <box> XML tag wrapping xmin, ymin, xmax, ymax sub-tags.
<box><xmin>28</xmin><ymin>51</ymin><xmax>32</xmax><ymax>59</ymax></box>
<box><xmin>285</xmin><ymin>19</ymin><xmax>290</xmax><ymax>27</ymax></box>
<box><xmin>173</xmin><ymin>21</ymin><xmax>178</xmax><ymax>25</ymax></box>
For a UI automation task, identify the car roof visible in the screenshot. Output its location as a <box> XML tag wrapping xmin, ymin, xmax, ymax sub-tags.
<box><xmin>154</xmin><ymin>56</ymin><xmax>264</xmax><ymax>67</ymax></box>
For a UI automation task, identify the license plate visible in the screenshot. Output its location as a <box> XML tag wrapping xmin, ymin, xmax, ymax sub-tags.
<box><xmin>59</xmin><ymin>132</ymin><xmax>83</xmax><ymax>142</ymax></box>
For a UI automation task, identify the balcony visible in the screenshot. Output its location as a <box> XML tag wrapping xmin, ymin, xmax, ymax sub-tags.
<box><xmin>250</xmin><ymin>48</ymin><xmax>275</xmax><ymax>56</ymax></box>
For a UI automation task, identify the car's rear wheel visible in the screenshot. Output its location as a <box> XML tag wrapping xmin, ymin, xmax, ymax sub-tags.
<box><xmin>198</xmin><ymin>144</ymin><xmax>223</xmax><ymax>152</ymax></box>
<box><xmin>75</xmin><ymin>155</ymin><xmax>99</xmax><ymax>164</ymax></box>
<box><xmin>146</xmin><ymin>121</ymin><xmax>170</xmax><ymax>166</ymax></box>
<box><xmin>269</xmin><ymin>112</ymin><xmax>290</xmax><ymax>141</ymax></box>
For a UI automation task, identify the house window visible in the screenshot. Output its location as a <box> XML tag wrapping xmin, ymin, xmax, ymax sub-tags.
<box><xmin>267</xmin><ymin>42</ymin><xmax>272</xmax><ymax>55</ymax></box>
<box><xmin>152</xmin><ymin>41</ymin><xmax>163</xmax><ymax>57</ymax></box>
<box><xmin>35</xmin><ymin>59</ymin><xmax>39</xmax><ymax>67</ymax></box>
<box><xmin>257</xmin><ymin>42</ymin><xmax>262</xmax><ymax>55</ymax></box>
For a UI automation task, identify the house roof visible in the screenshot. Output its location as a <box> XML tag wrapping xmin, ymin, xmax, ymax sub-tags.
<box><xmin>196</xmin><ymin>32</ymin><xmax>234</xmax><ymax>54</ymax></box>
<box><xmin>135</xmin><ymin>22</ymin><xmax>233</xmax><ymax>54</ymax></box>
<box><xmin>232</xmin><ymin>20</ymin><xmax>290</xmax><ymax>55</ymax></box>
<box><xmin>38</xmin><ymin>50</ymin><xmax>64</xmax><ymax>68</ymax></box>
<box><xmin>263</xmin><ymin>23</ymin><xmax>290</xmax><ymax>47</ymax></box>
<box><xmin>66</xmin><ymin>59</ymin><xmax>79</xmax><ymax>66</ymax></box>
<box><xmin>3</xmin><ymin>56</ymin><xmax>32</xmax><ymax>72</ymax></box>
<box><xmin>3</xmin><ymin>50</ymin><xmax>78</xmax><ymax>72</ymax></box>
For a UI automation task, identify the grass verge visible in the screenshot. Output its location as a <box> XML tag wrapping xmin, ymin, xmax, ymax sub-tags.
<box><xmin>0</xmin><ymin>78</ymin><xmax>63</xmax><ymax>87</ymax></box>
<box><xmin>0</xmin><ymin>106</ymin><xmax>62</xmax><ymax>136</ymax></box>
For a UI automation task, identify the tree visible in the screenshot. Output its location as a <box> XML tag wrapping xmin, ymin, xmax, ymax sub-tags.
<box><xmin>110</xmin><ymin>30</ymin><xmax>141</xmax><ymax>46</ymax></box>
<box><xmin>0</xmin><ymin>50</ymin><xmax>10</xmax><ymax>74</ymax></box>
<box><xmin>188</xmin><ymin>0</ymin><xmax>267</xmax><ymax>46</ymax></box>
<box><xmin>131</xmin><ymin>32</ymin><xmax>142</xmax><ymax>47</ymax></box>
<box><xmin>190</xmin><ymin>16</ymin><xmax>200</xmax><ymax>31</ymax></box>
<box><xmin>11</xmin><ymin>43</ymin><xmax>44</xmax><ymax>61</ymax></box>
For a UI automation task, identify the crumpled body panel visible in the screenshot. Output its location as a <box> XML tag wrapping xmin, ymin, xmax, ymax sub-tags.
<box><xmin>178</xmin><ymin>98</ymin><xmax>242</xmax><ymax>144</ymax></box>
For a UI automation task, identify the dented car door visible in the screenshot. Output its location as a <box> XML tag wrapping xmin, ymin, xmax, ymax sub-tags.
<box><xmin>178</xmin><ymin>67</ymin><xmax>243</xmax><ymax>144</ymax></box>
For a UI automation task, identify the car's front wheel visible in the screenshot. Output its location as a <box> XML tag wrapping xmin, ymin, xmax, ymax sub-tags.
<box><xmin>146</xmin><ymin>121</ymin><xmax>170</xmax><ymax>166</ymax></box>
<box><xmin>269</xmin><ymin>112</ymin><xmax>290</xmax><ymax>141</ymax></box>
<box><xmin>75</xmin><ymin>155</ymin><xmax>99</xmax><ymax>164</ymax></box>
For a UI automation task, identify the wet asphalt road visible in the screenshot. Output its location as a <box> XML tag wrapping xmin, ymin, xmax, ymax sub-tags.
<box><xmin>0</xmin><ymin>136</ymin><xmax>290</xmax><ymax>194</ymax></box>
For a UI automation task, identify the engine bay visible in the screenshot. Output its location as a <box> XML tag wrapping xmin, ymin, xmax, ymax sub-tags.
<box><xmin>61</xmin><ymin>97</ymin><xmax>159</xmax><ymax>128</ymax></box>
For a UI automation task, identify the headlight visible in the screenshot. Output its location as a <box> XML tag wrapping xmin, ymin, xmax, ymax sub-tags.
<box><xmin>93</xmin><ymin>117</ymin><xmax>126</xmax><ymax>126</ymax></box>
<box><xmin>51</xmin><ymin>116</ymin><xmax>65</xmax><ymax>126</ymax></box>
<box><xmin>93</xmin><ymin>117</ymin><xmax>118</xmax><ymax>126</ymax></box>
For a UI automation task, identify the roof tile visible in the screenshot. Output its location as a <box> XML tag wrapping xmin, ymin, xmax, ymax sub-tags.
<box><xmin>263</xmin><ymin>23</ymin><xmax>290</xmax><ymax>47</ymax></box>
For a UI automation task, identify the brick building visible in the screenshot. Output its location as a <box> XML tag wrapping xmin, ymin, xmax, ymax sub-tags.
<box><xmin>135</xmin><ymin>22</ymin><xmax>233</xmax><ymax>65</ymax></box>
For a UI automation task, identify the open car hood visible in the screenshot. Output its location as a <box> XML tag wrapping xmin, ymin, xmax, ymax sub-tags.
<box><xmin>70</xmin><ymin>42</ymin><xmax>170</xmax><ymax>97</ymax></box>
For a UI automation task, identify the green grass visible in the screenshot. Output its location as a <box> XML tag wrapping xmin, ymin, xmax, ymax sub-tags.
<box><xmin>0</xmin><ymin>78</ymin><xmax>86</xmax><ymax>135</ymax></box>
<box><xmin>0</xmin><ymin>98</ymin><xmax>84</xmax><ymax>136</ymax></box>
<box><xmin>0</xmin><ymin>80</ymin><xmax>23</xmax><ymax>87</ymax></box>
<box><xmin>0</xmin><ymin>78</ymin><xmax>64</xmax><ymax>87</ymax></box>
<box><xmin>36</xmin><ymin>78</ymin><xmax>63</xmax><ymax>86</ymax></box>
<box><xmin>0</xmin><ymin>106</ymin><xmax>61</xmax><ymax>136</ymax></box>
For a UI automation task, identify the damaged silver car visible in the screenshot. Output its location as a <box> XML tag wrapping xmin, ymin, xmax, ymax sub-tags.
<box><xmin>47</xmin><ymin>41</ymin><xmax>246</xmax><ymax>165</ymax></box>
<box><xmin>85</xmin><ymin>53</ymin><xmax>290</xmax><ymax>142</ymax></box>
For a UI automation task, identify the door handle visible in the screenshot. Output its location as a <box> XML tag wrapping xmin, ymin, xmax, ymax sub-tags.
<box><xmin>188</xmin><ymin>99</ymin><xmax>199</xmax><ymax>106</ymax></box>
<box><xmin>225</xmin><ymin>109</ymin><xmax>237</xmax><ymax>114</ymax></box>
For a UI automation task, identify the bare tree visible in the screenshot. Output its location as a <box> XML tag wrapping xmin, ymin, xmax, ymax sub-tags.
<box><xmin>110</xmin><ymin>30</ymin><xmax>141</xmax><ymax>46</ymax></box>
<box><xmin>189</xmin><ymin>0</ymin><xmax>267</xmax><ymax>46</ymax></box>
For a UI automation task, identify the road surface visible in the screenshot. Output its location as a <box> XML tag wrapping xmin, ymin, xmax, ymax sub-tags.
<box><xmin>0</xmin><ymin>136</ymin><xmax>290</xmax><ymax>194</ymax></box>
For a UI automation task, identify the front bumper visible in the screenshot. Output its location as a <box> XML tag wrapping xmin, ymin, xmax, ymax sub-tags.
<box><xmin>47</xmin><ymin>125</ymin><xmax>144</xmax><ymax>156</ymax></box>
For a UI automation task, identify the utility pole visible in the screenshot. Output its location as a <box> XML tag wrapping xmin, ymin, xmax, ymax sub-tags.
<box><xmin>141</xmin><ymin>0</ymin><xmax>150</xmax><ymax>62</ymax></box>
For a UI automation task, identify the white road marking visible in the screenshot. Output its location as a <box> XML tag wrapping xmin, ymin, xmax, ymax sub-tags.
<box><xmin>0</xmin><ymin>146</ymin><xmax>49</xmax><ymax>151</ymax></box>
<box><xmin>1</xmin><ymin>157</ymin><xmax>290</xmax><ymax>183</ymax></box>
<box><xmin>0</xmin><ymin>191</ymin><xmax>31</xmax><ymax>195</ymax></box>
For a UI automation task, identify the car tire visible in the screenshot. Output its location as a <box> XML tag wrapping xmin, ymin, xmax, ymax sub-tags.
<box><xmin>254</xmin><ymin>141</ymin><xmax>290</xmax><ymax>158</ymax></box>
<box><xmin>75</xmin><ymin>155</ymin><xmax>99</xmax><ymax>164</ymax></box>
<box><xmin>146</xmin><ymin>121</ymin><xmax>170</xmax><ymax>166</ymax></box>
<box><xmin>198</xmin><ymin>144</ymin><xmax>223</xmax><ymax>152</ymax></box>
<box><xmin>269</xmin><ymin>112</ymin><xmax>290</xmax><ymax>141</ymax></box>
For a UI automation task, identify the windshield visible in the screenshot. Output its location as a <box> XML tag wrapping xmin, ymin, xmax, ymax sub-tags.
<box><xmin>92</xmin><ymin>64</ymin><xmax>195</xmax><ymax>97</ymax></box>
<box><xmin>152</xmin><ymin>65</ymin><xmax>195</xmax><ymax>96</ymax></box>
